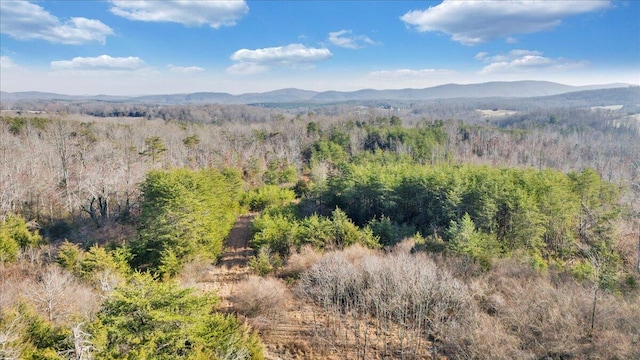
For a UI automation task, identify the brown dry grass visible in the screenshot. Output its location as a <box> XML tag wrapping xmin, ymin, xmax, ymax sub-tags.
<box><xmin>231</xmin><ymin>275</ymin><xmax>292</xmax><ymax>319</ymax></box>
<box><xmin>207</xmin><ymin>217</ymin><xmax>640</xmax><ymax>360</ymax></box>
<box><xmin>280</xmin><ymin>245</ymin><xmax>322</xmax><ymax>278</ymax></box>
<box><xmin>440</xmin><ymin>257</ymin><xmax>640</xmax><ymax>359</ymax></box>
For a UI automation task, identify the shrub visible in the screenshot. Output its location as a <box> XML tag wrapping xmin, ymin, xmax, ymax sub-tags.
<box><xmin>282</xmin><ymin>245</ymin><xmax>322</xmax><ymax>278</ymax></box>
<box><xmin>56</xmin><ymin>241</ymin><xmax>83</xmax><ymax>273</ymax></box>
<box><xmin>0</xmin><ymin>214</ymin><xmax>42</xmax><ymax>263</ymax></box>
<box><xmin>0</xmin><ymin>230</ymin><xmax>19</xmax><ymax>263</ymax></box>
<box><xmin>447</xmin><ymin>213</ymin><xmax>502</xmax><ymax>270</ymax></box>
<box><xmin>242</xmin><ymin>185</ymin><xmax>296</xmax><ymax>211</ymax></box>
<box><xmin>367</xmin><ymin>216</ymin><xmax>416</xmax><ymax>246</ymax></box>
<box><xmin>251</xmin><ymin>207</ymin><xmax>300</xmax><ymax>257</ymax></box>
<box><xmin>298</xmin><ymin>248</ymin><xmax>471</xmax><ymax>357</ymax></box>
<box><xmin>0</xmin><ymin>302</ymin><xmax>70</xmax><ymax>360</ymax></box>
<box><xmin>232</xmin><ymin>276</ymin><xmax>291</xmax><ymax>318</ymax></box>
<box><xmin>91</xmin><ymin>273</ymin><xmax>263</xmax><ymax>359</ymax></box>
<box><xmin>251</xmin><ymin>206</ymin><xmax>380</xmax><ymax>258</ymax></box>
<box><xmin>248</xmin><ymin>246</ymin><xmax>282</xmax><ymax>276</ymax></box>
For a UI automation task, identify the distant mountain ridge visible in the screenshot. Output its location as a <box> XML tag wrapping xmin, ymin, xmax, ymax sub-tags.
<box><xmin>1</xmin><ymin>81</ymin><xmax>634</xmax><ymax>105</ymax></box>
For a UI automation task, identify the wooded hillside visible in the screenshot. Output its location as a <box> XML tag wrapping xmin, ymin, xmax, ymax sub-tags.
<box><xmin>1</xmin><ymin>97</ymin><xmax>638</xmax><ymax>359</ymax></box>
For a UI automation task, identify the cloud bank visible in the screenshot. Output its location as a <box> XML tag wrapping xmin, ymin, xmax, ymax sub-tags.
<box><xmin>476</xmin><ymin>50</ymin><xmax>586</xmax><ymax>74</ymax></box>
<box><xmin>167</xmin><ymin>64</ymin><xmax>205</xmax><ymax>74</ymax></box>
<box><xmin>228</xmin><ymin>44</ymin><xmax>332</xmax><ymax>74</ymax></box>
<box><xmin>51</xmin><ymin>55</ymin><xmax>146</xmax><ymax>71</ymax></box>
<box><xmin>401</xmin><ymin>0</ymin><xmax>609</xmax><ymax>45</ymax></box>
<box><xmin>0</xmin><ymin>0</ymin><xmax>113</xmax><ymax>44</ymax></box>
<box><xmin>109</xmin><ymin>0</ymin><xmax>249</xmax><ymax>28</ymax></box>
<box><xmin>368</xmin><ymin>68</ymin><xmax>455</xmax><ymax>79</ymax></box>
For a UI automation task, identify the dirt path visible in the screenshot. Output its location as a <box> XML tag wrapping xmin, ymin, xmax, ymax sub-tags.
<box><xmin>219</xmin><ymin>213</ymin><xmax>257</xmax><ymax>269</ymax></box>
<box><xmin>193</xmin><ymin>213</ymin><xmax>257</xmax><ymax>309</ymax></box>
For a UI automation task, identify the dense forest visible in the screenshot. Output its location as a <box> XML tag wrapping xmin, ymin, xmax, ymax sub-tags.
<box><xmin>1</xmin><ymin>90</ymin><xmax>639</xmax><ymax>359</ymax></box>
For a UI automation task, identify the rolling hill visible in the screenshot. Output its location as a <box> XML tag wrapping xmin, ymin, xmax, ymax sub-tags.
<box><xmin>1</xmin><ymin>81</ymin><xmax>634</xmax><ymax>105</ymax></box>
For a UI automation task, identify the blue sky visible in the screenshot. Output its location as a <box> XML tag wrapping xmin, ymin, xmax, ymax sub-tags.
<box><xmin>1</xmin><ymin>0</ymin><xmax>638</xmax><ymax>95</ymax></box>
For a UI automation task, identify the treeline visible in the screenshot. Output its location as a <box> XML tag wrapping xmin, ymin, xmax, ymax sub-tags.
<box><xmin>3</xmin><ymin>102</ymin><xmax>282</xmax><ymax>124</ymax></box>
<box><xmin>314</xmin><ymin>162</ymin><xmax>627</xmax><ymax>280</ymax></box>
<box><xmin>246</xmin><ymin>159</ymin><xmax>633</xmax><ymax>289</ymax></box>
<box><xmin>3</xmin><ymin>86</ymin><xmax>638</xmax><ymax>123</ymax></box>
<box><xmin>1</xmin><ymin>110</ymin><xmax>638</xmax><ymax>233</ymax></box>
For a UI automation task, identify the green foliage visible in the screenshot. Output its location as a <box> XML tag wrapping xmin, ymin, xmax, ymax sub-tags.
<box><xmin>139</xmin><ymin>136</ymin><xmax>167</xmax><ymax>162</ymax></box>
<box><xmin>91</xmin><ymin>274</ymin><xmax>263</xmax><ymax>359</ymax></box>
<box><xmin>279</xmin><ymin>165</ymin><xmax>297</xmax><ymax>184</ymax></box>
<box><xmin>81</xmin><ymin>245</ymin><xmax>131</xmax><ymax>282</ymax></box>
<box><xmin>57</xmin><ymin>242</ymin><xmax>131</xmax><ymax>287</ymax></box>
<box><xmin>56</xmin><ymin>241</ymin><xmax>83</xmax><ymax>273</ymax></box>
<box><xmin>0</xmin><ymin>214</ymin><xmax>42</xmax><ymax>263</ymax></box>
<box><xmin>263</xmin><ymin>159</ymin><xmax>297</xmax><ymax>185</ymax></box>
<box><xmin>4</xmin><ymin>116</ymin><xmax>25</xmax><ymax>135</ymax></box>
<box><xmin>248</xmin><ymin>246</ymin><xmax>282</xmax><ymax>276</ymax></box>
<box><xmin>367</xmin><ymin>216</ymin><xmax>416</xmax><ymax>247</ymax></box>
<box><xmin>182</xmin><ymin>134</ymin><xmax>201</xmax><ymax>148</ymax></box>
<box><xmin>250</xmin><ymin>206</ymin><xmax>300</xmax><ymax>257</ymax></box>
<box><xmin>363</xmin><ymin>123</ymin><xmax>447</xmax><ymax>163</ymax></box>
<box><xmin>251</xmin><ymin>206</ymin><xmax>380</xmax><ymax>258</ymax></box>
<box><xmin>307</xmin><ymin>139</ymin><xmax>349</xmax><ymax>166</ymax></box>
<box><xmin>1</xmin><ymin>116</ymin><xmax>49</xmax><ymax>135</ymax></box>
<box><xmin>318</xmin><ymin>162</ymin><xmax>622</xmax><ymax>273</ymax></box>
<box><xmin>306</xmin><ymin>121</ymin><xmax>320</xmax><ymax>136</ymax></box>
<box><xmin>569</xmin><ymin>168</ymin><xmax>620</xmax><ymax>244</ymax></box>
<box><xmin>292</xmin><ymin>178</ymin><xmax>313</xmax><ymax>197</ymax></box>
<box><xmin>327</xmin><ymin>208</ymin><xmax>380</xmax><ymax>249</ymax></box>
<box><xmin>447</xmin><ymin>214</ymin><xmax>501</xmax><ymax>270</ymax></box>
<box><xmin>132</xmin><ymin>168</ymin><xmax>243</xmax><ymax>277</ymax></box>
<box><xmin>191</xmin><ymin>313</ymin><xmax>264</xmax><ymax>360</ymax></box>
<box><xmin>3</xmin><ymin>214</ymin><xmax>42</xmax><ymax>248</ymax></box>
<box><xmin>241</xmin><ymin>185</ymin><xmax>296</xmax><ymax>211</ymax></box>
<box><xmin>571</xmin><ymin>260</ymin><xmax>595</xmax><ymax>281</ymax></box>
<box><xmin>0</xmin><ymin>229</ymin><xmax>20</xmax><ymax>263</ymax></box>
<box><xmin>0</xmin><ymin>303</ymin><xmax>70</xmax><ymax>360</ymax></box>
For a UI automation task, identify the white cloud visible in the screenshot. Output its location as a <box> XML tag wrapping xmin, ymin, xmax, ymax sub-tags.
<box><xmin>477</xmin><ymin>50</ymin><xmax>586</xmax><ymax>74</ymax></box>
<box><xmin>401</xmin><ymin>0</ymin><xmax>609</xmax><ymax>45</ymax></box>
<box><xmin>474</xmin><ymin>52</ymin><xmax>489</xmax><ymax>61</ymax></box>
<box><xmin>228</xmin><ymin>43</ymin><xmax>332</xmax><ymax>74</ymax></box>
<box><xmin>0</xmin><ymin>55</ymin><xmax>20</xmax><ymax>69</ymax></box>
<box><xmin>109</xmin><ymin>0</ymin><xmax>248</xmax><ymax>28</ymax></box>
<box><xmin>226</xmin><ymin>62</ymin><xmax>268</xmax><ymax>75</ymax></box>
<box><xmin>477</xmin><ymin>49</ymin><xmax>543</xmax><ymax>63</ymax></box>
<box><xmin>328</xmin><ymin>30</ymin><xmax>378</xmax><ymax>49</ymax></box>
<box><xmin>51</xmin><ymin>55</ymin><xmax>146</xmax><ymax>71</ymax></box>
<box><xmin>167</xmin><ymin>64</ymin><xmax>205</xmax><ymax>74</ymax></box>
<box><xmin>368</xmin><ymin>68</ymin><xmax>455</xmax><ymax>79</ymax></box>
<box><xmin>0</xmin><ymin>0</ymin><xmax>113</xmax><ymax>44</ymax></box>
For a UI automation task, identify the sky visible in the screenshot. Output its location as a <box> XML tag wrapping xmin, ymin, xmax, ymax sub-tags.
<box><xmin>0</xmin><ymin>0</ymin><xmax>639</xmax><ymax>95</ymax></box>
